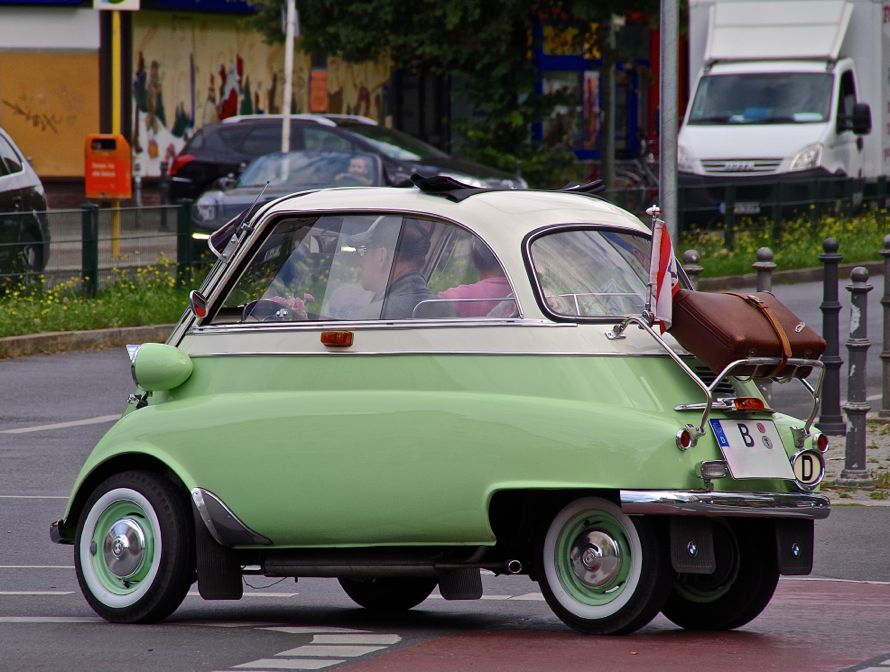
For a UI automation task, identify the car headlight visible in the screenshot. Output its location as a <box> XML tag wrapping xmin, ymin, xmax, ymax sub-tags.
<box><xmin>677</xmin><ymin>144</ymin><xmax>696</xmax><ymax>172</ymax></box>
<box><xmin>194</xmin><ymin>192</ymin><xmax>222</xmax><ymax>222</ymax></box>
<box><xmin>789</xmin><ymin>143</ymin><xmax>823</xmax><ymax>172</ymax></box>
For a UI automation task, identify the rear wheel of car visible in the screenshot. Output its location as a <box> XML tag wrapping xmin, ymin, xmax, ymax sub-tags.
<box><xmin>6</xmin><ymin>229</ymin><xmax>44</xmax><ymax>285</ymax></box>
<box><xmin>338</xmin><ymin>576</ymin><xmax>438</xmax><ymax>612</ymax></box>
<box><xmin>74</xmin><ymin>470</ymin><xmax>195</xmax><ymax>623</ymax></box>
<box><xmin>661</xmin><ymin>519</ymin><xmax>779</xmax><ymax>630</ymax></box>
<box><xmin>536</xmin><ymin>497</ymin><xmax>671</xmax><ymax>635</ymax></box>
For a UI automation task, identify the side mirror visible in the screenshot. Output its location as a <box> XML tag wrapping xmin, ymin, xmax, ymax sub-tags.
<box><xmin>852</xmin><ymin>102</ymin><xmax>871</xmax><ymax>135</ymax></box>
<box><xmin>128</xmin><ymin>343</ymin><xmax>194</xmax><ymax>392</ymax></box>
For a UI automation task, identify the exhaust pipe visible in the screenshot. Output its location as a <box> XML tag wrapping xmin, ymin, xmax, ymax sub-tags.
<box><xmin>505</xmin><ymin>559</ymin><xmax>523</xmax><ymax>574</ymax></box>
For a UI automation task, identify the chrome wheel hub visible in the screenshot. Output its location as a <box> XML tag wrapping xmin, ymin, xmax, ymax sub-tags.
<box><xmin>103</xmin><ymin>518</ymin><xmax>146</xmax><ymax>578</ymax></box>
<box><xmin>569</xmin><ymin>528</ymin><xmax>621</xmax><ymax>588</ymax></box>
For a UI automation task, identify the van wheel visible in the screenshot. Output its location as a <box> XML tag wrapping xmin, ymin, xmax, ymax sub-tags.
<box><xmin>338</xmin><ymin>577</ymin><xmax>437</xmax><ymax>612</ymax></box>
<box><xmin>661</xmin><ymin>519</ymin><xmax>779</xmax><ymax>630</ymax></box>
<box><xmin>74</xmin><ymin>470</ymin><xmax>195</xmax><ymax>623</ymax></box>
<box><xmin>536</xmin><ymin>497</ymin><xmax>671</xmax><ymax>635</ymax></box>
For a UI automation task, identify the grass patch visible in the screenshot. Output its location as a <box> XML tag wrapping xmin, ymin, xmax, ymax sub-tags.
<box><xmin>0</xmin><ymin>260</ymin><xmax>200</xmax><ymax>338</ymax></box>
<box><xmin>680</xmin><ymin>209</ymin><xmax>889</xmax><ymax>277</ymax></box>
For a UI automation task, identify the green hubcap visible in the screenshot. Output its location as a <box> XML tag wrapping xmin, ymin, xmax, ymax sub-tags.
<box><xmin>89</xmin><ymin>500</ymin><xmax>155</xmax><ymax>595</ymax></box>
<box><xmin>554</xmin><ymin>510</ymin><xmax>631</xmax><ymax>606</ymax></box>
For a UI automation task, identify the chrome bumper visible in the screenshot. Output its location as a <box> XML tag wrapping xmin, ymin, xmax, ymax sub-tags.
<box><xmin>620</xmin><ymin>490</ymin><xmax>830</xmax><ymax>520</ymax></box>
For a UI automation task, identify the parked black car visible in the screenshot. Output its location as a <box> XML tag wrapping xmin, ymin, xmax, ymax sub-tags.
<box><xmin>169</xmin><ymin>115</ymin><xmax>526</xmax><ymax>202</ymax></box>
<box><xmin>0</xmin><ymin>127</ymin><xmax>50</xmax><ymax>279</ymax></box>
<box><xmin>191</xmin><ymin>150</ymin><xmax>384</xmax><ymax>252</ymax></box>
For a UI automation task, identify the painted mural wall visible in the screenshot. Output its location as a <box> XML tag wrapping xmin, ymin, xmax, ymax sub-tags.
<box><xmin>133</xmin><ymin>11</ymin><xmax>390</xmax><ymax>178</ymax></box>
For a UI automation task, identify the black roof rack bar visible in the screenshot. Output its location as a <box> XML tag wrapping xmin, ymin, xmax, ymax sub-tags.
<box><xmin>411</xmin><ymin>173</ymin><xmax>608</xmax><ymax>203</ymax></box>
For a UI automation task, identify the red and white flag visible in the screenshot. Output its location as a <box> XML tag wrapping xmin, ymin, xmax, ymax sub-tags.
<box><xmin>648</xmin><ymin>218</ymin><xmax>679</xmax><ymax>333</ymax></box>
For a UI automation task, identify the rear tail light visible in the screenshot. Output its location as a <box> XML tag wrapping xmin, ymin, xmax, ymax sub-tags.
<box><xmin>676</xmin><ymin>427</ymin><xmax>692</xmax><ymax>450</ymax></box>
<box><xmin>169</xmin><ymin>154</ymin><xmax>195</xmax><ymax>176</ymax></box>
<box><xmin>816</xmin><ymin>433</ymin><xmax>829</xmax><ymax>452</ymax></box>
<box><xmin>732</xmin><ymin>397</ymin><xmax>766</xmax><ymax>411</ymax></box>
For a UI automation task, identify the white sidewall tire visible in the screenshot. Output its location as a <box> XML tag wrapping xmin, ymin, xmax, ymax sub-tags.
<box><xmin>78</xmin><ymin>487</ymin><xmax>163</xmax><ymax>609</ymax></box>
<box><xmin>542</xmin><ymin>497</ymin><xmax>643</xmax><ymax>620</ymax></box>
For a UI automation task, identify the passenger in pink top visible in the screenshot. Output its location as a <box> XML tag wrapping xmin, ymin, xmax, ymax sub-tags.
<box><xmin>439</xmin><ymin>242</ymin><xmax>514</xmax><ymax>317</ymax></box>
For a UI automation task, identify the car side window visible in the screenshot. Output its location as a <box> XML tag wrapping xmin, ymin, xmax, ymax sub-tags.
<box><xmin>304</xmin><ymin>128</ymin><xmax>354</xmax><ymax>153</ymax></box>
<box><xmin>838</xmin><ymin>71</ymin><xmax>856</xmax><ymax>129</ymax></box>
<box><xmin>0</xmin><ymin>135</ymin><xmax>24</xmax><ymax>175</ymax></box>
<box><xmin>212</xmin><ymin>214</ymin><xmax>515</xmax><ymax>324</ymax></box>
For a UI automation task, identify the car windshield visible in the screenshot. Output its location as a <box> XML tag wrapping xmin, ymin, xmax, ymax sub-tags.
<box><xmin>237</xmin><ymin>151</ymin><xmax>381</xmax><ymax>188</ymax></box>
<box><xmin>340</xmin><ymin>124</ymin><xmax>449</xmax><ymax>161</ymax></box>
<box><xmin>688</xmin><ymin>73</ymin><xmax>833</xmax><ymax>124</ymax></box>
<box><xmin>529</xmin><ymin>228</ymin><xmax>650</xmax><ymax>318</ymax></box>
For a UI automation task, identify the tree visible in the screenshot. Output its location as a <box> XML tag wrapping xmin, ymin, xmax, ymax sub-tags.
<box><xmin>247</xmin><ymin>0</ymin><xmax>659</xmax><ymax>188</ymax></box>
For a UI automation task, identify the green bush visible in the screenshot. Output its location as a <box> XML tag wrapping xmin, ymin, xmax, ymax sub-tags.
<box><xmin>680</xmin><ymin>209</ymin><xmax>890</xmax><ymax>277</ymax></box>
<box><xmin>0</xmin><ymin>260</ymin><xmax>197</xmax><ymax>338</ymax></box>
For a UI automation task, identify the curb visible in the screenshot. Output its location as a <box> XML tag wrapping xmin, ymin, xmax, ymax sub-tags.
<box><xmin>698</xmin><ymin>260</ymin><xmax>884</xmax><ymax>291</ymax></box>
<box><xmin>0</xmin><ymin>324</ymin><xmax>175</xmax><ymax>360</ymax></box>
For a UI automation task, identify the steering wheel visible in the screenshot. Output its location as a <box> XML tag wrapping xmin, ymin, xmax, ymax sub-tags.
<box><xmin>242</xmin><ymin>299</ymin><xmax>296</xmax><ymax>322</ymax></box>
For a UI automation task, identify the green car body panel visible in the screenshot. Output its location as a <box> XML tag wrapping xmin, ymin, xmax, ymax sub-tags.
<box><xmin>61</xmin><ymin>349</ymin><xmax>804</xmax><ymax>547</ymax></box>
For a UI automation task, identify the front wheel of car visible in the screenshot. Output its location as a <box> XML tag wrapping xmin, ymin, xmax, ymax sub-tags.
<box><xmin>661</xmin><ymin>519</ymin><xmax>779</xmax><ymax>630</ymax></box>
<box><xmin>536</xmin><ymin>496</ymin><xmax>671</xmax><ymax>635</ymax></box>
<box><xmin>338</xmin><ymin>577</ymin><xmax>438</xmax><ymax>613</ymax></box>
<box><xmin>74</xmin><ymin>470</ymin><xmax>195</xmax><ymax>623</ymax></box>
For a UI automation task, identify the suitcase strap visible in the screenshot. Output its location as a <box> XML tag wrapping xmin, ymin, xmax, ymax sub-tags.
<box><xmin>728</xmin><ymin>293</ymin><xmax>792</xmax><ymax>377</ymax></box>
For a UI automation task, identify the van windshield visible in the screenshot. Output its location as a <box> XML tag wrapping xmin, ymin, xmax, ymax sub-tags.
<box><xmin>529</xmin><ymin>228</ymin><xmax>650</xmax><ymax>318</ymax></box>
<box><xmin>688</xmin><ymin>73</ymin><xmax>832</xmax><ymax>124</ymax></box>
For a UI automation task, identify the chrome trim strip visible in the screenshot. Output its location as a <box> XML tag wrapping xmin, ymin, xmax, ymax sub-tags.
<box><xmin>184</xmin><ymin>350</ymin><xmax>677</xmax><ymax>358</ymax></box>
<box><xmin>620</xmin><ymin>489</ymin><xmax>831</xmax><ymax>520</ymax></box>
<box><xmin>191</xmin><ymin>488</ymin><xmax>272</xmax><ymax>546</ymax></box>
<box><xmin>191</xmin><ymin>318</ymin><xmax>555</xmax><ymax>334</ymax></box>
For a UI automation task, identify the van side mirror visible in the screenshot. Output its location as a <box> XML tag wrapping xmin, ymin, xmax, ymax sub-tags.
<box><xmin>852</xmin><ymin>102</ymin><xmax>871</xmax><ymax>135</ymax></box>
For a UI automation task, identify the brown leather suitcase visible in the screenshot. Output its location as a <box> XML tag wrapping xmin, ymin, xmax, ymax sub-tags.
<box><xmin>669</xmin><ymin>289</ymin><xmax>826</xmax><ymax>378</ymax></box>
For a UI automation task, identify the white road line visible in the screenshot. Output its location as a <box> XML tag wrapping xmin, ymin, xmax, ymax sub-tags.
<box><xmin>0</xmin><ymin>617</ymin><xmax>101</xmax><ymax>623</ymax></box>
<box><xmin>187</xmin><ymin>591</ymin><xmax>300</xmax><ymax>598</ymax></box>
<box><xmin>234</xmin><ymin>660</ymin><xmax>343</xmax><ymax>670</ymax></box>
<box><xmin>277</xmin><ymin>645</ymin><xmax>386</xmax><ymax>658</ymax></box>
<box><xmin>311</xmin><ymin>635</ymin><xmax>400</xmax><ymax>645</ymax></box>
<box><xmin>260</xmin><ymin>627</ymin><xmax>368</xmax><ymax>635</ymax></box>
<box><xmin>0</xmin><ymin>414</ymin><xmax>119</xmax><ymax>434</ymax></box>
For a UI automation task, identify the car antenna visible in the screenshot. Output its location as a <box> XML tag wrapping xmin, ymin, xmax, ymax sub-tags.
<box><xmin>208</xmin><ymin>181</ymin><xmax>271</xmax><ymax>261</ymax></box>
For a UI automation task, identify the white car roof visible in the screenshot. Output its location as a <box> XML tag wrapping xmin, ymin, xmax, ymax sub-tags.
<box><xmin>263</xmin><ymin>186</ymin><xmax>650</xmax><ymax>255</ymax></box>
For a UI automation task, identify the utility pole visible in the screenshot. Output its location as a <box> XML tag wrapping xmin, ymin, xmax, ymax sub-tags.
<box><xmin>281</xmin><ymin>0</ymin><xmax>297</xmax><ymax>152</ymax></box>
<box><xmin>659</xmin><ymin>0</ymin><xmax>679</xmax><ymax>239</ymax></box>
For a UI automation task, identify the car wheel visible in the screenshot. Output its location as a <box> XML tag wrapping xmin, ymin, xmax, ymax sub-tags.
<box><xmin>536</xmin><ymin>496</ymin><xmax>671</xmax><ymax>635</ymax></box>
<box><xmin>6</xmin><ymin>230</ymin><xmax>44</xmax><ymax>285</ymax></box>
<box><xmin>338</xmin><ymin>576</ymin><xmax>437</xmax><ymax>612</ymax></box>
<box><xmin>74</xmin><ymin>470</ymin><xmax>195</xmax><ymax>623</ymax></box>
<box><xmin>661</xmin><ymin>519</ymin><xmax>779</xmax><ymax>630</ymax></box>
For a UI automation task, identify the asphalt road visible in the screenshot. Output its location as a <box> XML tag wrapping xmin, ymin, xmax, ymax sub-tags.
<box><xmin>1</xmin><ymin>349</ymin><xmax>889</xmax><ymax>671</ymax></box>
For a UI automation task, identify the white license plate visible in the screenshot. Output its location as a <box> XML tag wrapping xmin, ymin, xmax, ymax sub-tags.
<box><xmin>709</xmin><ymin>419</ymin><xmax>795</xmax><ymax>480</ymax></box>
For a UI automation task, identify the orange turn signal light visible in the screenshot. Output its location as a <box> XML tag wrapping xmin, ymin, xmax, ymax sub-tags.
<box><xmin>320</xmin><ymin>330</ymin><xmax>354</xmax><ymax>348</ymax></box>
<box><xmin>733</xmin><ymin>397</ymin><xmax>766</xmax><ymax>411</ymax></box>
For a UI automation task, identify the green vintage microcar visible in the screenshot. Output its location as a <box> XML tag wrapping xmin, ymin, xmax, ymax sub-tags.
<box><xmin>51</xmin><ymin>177</ymin><xmax>829</xmax><ymax>635</ymax></box>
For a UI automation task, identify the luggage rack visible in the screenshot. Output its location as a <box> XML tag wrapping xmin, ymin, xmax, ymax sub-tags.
<box><xmin>606</xmin><ymin>315</ymin><xmax>824</xmax><ymax>448</ymax></box>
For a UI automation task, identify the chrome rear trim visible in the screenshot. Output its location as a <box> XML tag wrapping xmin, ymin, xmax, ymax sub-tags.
<box><xmin>620</xmin><ymin>489</ymin><xmax>830</xmax><ymax>520</ymax></box>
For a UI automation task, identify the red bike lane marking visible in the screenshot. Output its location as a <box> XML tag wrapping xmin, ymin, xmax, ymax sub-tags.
<box><xmin>339</xmin><ymin>580</ymin><xmax>890</xmax><ymax>672</ymax></box>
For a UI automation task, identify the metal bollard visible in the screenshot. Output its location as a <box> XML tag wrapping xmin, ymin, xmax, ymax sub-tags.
<box><xmin>753</xmin><ymin>246</ymin><xmax>775</xmax><ymax>293</ymax></box>
<box><xmin>159</xmin><ymin>160</ymin><xmax>170</xmax><ymax>231</ymax></box>
<box><xmin>880</xmin><ymin>235</ymin><xmax>890</xmax><ymax>419</ymax></box>
<box><xmin>837</xmin><ymin>267</ymin><xmax>873</xmax><ymax>486</ymax></box>
<box><xmin>816</xmin><ymin>238</ymin><xmax>846</xmax><ymax>435</ymax></box>
<box><xmin>682</xmin><ymin>249</ymin><xmax>703</xmax><ymax>290</ymax></box>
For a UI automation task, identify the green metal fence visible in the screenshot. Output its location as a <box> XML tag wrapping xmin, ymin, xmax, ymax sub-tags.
<box><xmin>0</xmin><ymin>201</ymin><xmax>198</xmax><ymax>294</ymax></box>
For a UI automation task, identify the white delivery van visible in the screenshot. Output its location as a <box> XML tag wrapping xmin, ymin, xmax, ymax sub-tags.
<box><xmin>678</xmin><ymin>0</ymin><xmax>882</xmax><ymax>224</ymax></box>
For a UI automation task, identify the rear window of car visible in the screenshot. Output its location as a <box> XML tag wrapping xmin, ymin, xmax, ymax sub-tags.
<box><xmin>528</xmin><ymin>228</ymin><xmax>650</xmax><ymax>318</ymax></box>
